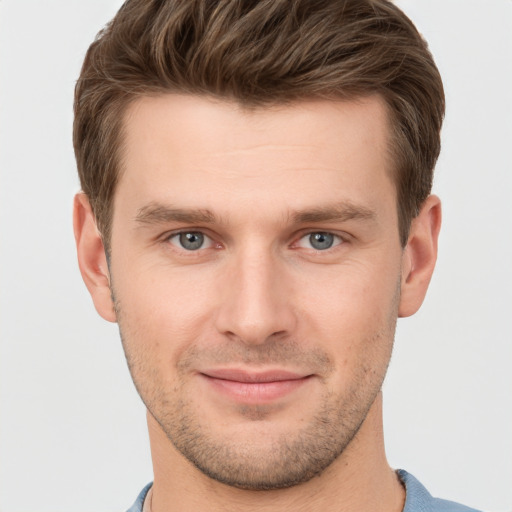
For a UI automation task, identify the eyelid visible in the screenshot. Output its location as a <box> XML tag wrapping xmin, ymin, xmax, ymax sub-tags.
<box><xmin>159</xmin><ymin>228</ymin><xmax>349</xmax><ymax>252</ymax></box>
<box><xmin>293</xmin><ymin>230</ymin><xmax>346</xmax><ymax>250</ymax></box>
<box><xmin>165</xmin><ymin>229</ymin><xmax>217</xmax><ymax>250</ymax></box>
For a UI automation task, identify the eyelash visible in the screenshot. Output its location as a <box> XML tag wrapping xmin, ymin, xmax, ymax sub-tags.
<box><xmin>165</xmin><ymin>231</ymin><xmax>218</xmax><ymax>252</ymax></box>
<box><xmin>294</xmin><ymin>232</ymin><xmax>344</xmax><ymax>251</ymax></box>
<box><xmin>163</xmin><ymin>229</ymin><xmax>347</xmax><ymax>254</ymax></box>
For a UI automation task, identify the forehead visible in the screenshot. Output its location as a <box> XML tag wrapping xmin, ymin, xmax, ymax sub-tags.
<box><xmin>122</xmin><ymin>93</ymin><xmax>392</xmax><ymax>160</ymax></box>
<box><xmin>116</xmin><ymin>94</ymin><xmax>395</xmax><ymax>223</ymax></box>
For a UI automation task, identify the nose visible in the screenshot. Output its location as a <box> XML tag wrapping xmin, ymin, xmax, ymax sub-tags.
<box><xmin>214</xmin><ymin>247</ymin><xmax>297</xmax><ymax>345</ymax></box>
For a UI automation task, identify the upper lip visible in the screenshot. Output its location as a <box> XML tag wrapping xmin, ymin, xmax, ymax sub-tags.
<box><xmin>200</xmin><ymin>368</ymin><xmax>310</xmax><ymax>383</ymax></box>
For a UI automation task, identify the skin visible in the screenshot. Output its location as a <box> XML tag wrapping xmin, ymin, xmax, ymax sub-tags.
<box><xmin>74</xmin><ymin>94</ymin><xmax>441</xmax><ymax>512</ymax></box>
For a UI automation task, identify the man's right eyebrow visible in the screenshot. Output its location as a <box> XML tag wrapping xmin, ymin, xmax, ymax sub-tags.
<box><xmin>134</xmin><ymin>203</ymin><xmax>217</xmax><ymax>225</ymax></box>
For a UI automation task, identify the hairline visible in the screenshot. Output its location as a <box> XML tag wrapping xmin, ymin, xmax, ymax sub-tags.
<box><xmin>97</xmin><ymin>90</ymin><xmax>409</xmax><ymax>253</ymax></box>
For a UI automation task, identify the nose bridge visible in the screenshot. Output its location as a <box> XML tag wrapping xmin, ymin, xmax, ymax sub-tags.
<box><xmin>215</xmin><ymin>241</ymin><xmax>295</xmax><ymax>344</ymax></box>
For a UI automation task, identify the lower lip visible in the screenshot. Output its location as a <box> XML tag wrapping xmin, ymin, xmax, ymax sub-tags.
<box><xmin>200</xmin><ymin>375</ymin><xmax>311</xmax><ymax>403</ymax></box>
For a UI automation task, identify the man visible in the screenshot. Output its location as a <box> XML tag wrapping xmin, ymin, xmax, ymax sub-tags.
<box><xmin>72</xmin><ymin>1</ymin><xmax>481</xmax><ymax>511</ymax></box>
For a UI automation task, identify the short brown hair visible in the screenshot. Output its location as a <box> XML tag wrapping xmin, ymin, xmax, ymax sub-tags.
<box><xmin>74</xmin><ymin>0</ymin><xmax>444</xmax><ymax>248</ymax></box>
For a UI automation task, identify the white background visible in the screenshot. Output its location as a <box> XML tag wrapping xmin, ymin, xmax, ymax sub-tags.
<box><xmin>0</xmin><ymin>1</ymin><xmax>511</xmax><ymax>511</ymax></box>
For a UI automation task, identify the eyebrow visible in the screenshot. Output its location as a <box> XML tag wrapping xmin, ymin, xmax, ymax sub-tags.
<box><xmin>134</xmin><ymin>201</ymin><xmax>376</xmax><ymax>227</ymax></box>
<box><xmin>291</xmin><ymin>203</ymin><xmax>376</xmax><ymax>224</ymax></box>
<box><xmin>135</xmin><ymin>203</ymin><xmax>216</xmax><ymax>225</ymax></box>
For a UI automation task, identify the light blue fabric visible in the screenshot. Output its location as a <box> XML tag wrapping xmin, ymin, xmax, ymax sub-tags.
<box><xmin>126</xmin><ymin>470</ymin><xmax>483</xmax><ymax>512</ymax></box>
<box><xmin>398</xmin><ymin>470</ymin><xmax>483</xmax><ymax>512</ymax></box>
<box><xmin>126</xmin><ymin>482</ymin><xmax>151</xmax><ymax>512</ymax></box>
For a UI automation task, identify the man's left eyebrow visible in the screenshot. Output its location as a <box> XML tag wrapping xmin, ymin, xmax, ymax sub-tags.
<box><xmin>134</xmin><ymin>203</ymin><xmax>217</xmax><ymax>225</ymax></box>
<box><xmin>291</xmin><ymin>203</ymin><xmax>377</xmax><ymax>224</ymax></box>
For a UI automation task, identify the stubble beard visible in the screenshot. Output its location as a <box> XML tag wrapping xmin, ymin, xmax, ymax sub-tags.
<box><xmin>117</xmin><ymin>329</ymin><xmax>395</xmax><ymax>491</ymax></box>
<box><xmin>112</xmin><ymin>279</ymin><xmax>399</xmax><ymax>491</ymax></box>
<box><xmin>151</xmin><ymin>375</ymin><xmax>382</xmax><ymax>490</ymax></box>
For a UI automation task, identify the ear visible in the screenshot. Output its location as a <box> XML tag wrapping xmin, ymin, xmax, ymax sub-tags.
<box><xmin>73</xmin><ymin>193</ymin><xmax>117</xmax><ymax>323</ymax></box>
<box><xmin>399</xmin><ymin>195</ymin><xmax>442</xmax><ymax>317</ymax></box>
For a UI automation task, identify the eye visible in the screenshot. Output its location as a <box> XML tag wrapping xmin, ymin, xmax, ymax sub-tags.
<box><xmin>297</xmin><ymin>232</ymin><xmax>343</xmax><ymax>251</ymax></box>
<box><xmin>168</xmin><ymin>231</ymin><xmax>213</xmax><ymax>251</ymax></box>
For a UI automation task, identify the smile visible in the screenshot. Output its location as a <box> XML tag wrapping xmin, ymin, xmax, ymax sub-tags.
<box><xmin>199</xmin><ymin>369</ymin><xmax>313</xmax><ymax>403</ymax></box>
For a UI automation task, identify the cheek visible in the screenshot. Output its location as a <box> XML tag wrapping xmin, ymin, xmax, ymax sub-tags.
<box><xmin>293</xmin><ymin>261</ymin><xmax>400</xmax><ymax>372</ymax></box>
<box><xmin>114</xmin><ymin>250</ymin><xmax>218</xmax><ymax>318</ymax></box>
<box><xmin>112</xmin><ymin>264</ymin><xmax>220</xmax><ymax>372</ymax></box>
<box><xmin>295</xmin><ymin>257</ymin><xmax>400</xmax><ymax>326</ymax></box>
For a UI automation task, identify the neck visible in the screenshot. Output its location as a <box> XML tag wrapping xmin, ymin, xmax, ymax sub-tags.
<box><xmin>147</xmin><ymin>392</ymin><xmax>404</xmax><ymax>512</ymax></box>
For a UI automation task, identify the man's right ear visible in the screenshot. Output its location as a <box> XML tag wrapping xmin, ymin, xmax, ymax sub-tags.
<box><xmin>73</xmin><ymin>193</ymin><xmax>117</xmax><ymax>323</ymax></box>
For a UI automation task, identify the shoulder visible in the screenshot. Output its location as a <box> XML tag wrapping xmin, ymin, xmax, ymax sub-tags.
<box><xmin>126</xmin><ymin>482</ymin><xmax>152</xmax><ymax>512</ymax></box>
<box><xmin>398</xmin><ymin>470</ymin><xmax>483</xmax><ymax>512</ymax></box>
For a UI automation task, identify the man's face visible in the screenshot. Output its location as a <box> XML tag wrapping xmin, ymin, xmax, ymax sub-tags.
<box><xmin>109</xmin><ymin>94</ymin><xmax>404</xmax><ymax>489</ymax></box>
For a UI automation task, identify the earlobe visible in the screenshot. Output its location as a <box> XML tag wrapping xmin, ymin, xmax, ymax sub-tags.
<box><xmin>398</xmin><ymin>195</ymin><xmax>442</xmax><ymax>318</ymax></box>
<box><xmin>73</xmin><ymin>193</ymin><xmax>117</xmax><ymax>323</ymax></box>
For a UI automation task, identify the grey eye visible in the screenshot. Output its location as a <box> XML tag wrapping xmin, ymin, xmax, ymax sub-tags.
<box><xmin>177</xmin><ymin>232</ymin><xmax>205</xmax><ymax>250</ymax></box>
<box><xmin>308</xmin><ymin>232</ymin><xmax>335</xmax><ymax>250</ymax></box>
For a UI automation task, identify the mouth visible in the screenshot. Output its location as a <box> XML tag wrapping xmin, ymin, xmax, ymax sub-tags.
<box><xmin>199</xmin><ymin>368</ymin><xmax>314</xmax><ymax>403</ymax></box>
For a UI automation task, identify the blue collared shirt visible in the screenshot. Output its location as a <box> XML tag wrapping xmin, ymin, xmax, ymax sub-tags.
<box><xmin>126</xmin><ymin>470</ymin><xmax>483</xmax><ymax>512</ymax></box>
